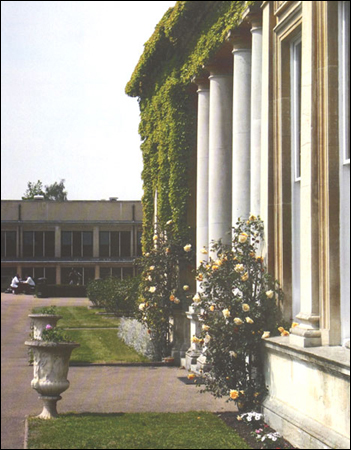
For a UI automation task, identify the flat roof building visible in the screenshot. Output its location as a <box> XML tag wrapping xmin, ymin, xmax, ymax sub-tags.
<box><xmin>1</xmin><ymin>198</ymin><xmax>142</xmax><ymax>288</ymax></box>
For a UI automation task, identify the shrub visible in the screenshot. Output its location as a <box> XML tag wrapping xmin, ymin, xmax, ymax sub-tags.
<box><xmin>87</xmin><ymin>276</ymin><xmax>140</xmax><ymax>316</ymax></box>
<box><xmin>195</xmin><ymin>216</ymin><xmax>284</xmax><ymax>411</ymax></box>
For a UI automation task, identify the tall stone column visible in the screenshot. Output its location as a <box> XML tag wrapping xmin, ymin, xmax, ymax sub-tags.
<box><xmin>194</xmin><ymin>76</ymin><xmax>210</xmax><ymax>268</ymax></box>
<box><xmin>208</xmin><ymin>63</ymin><xmax>233</xmax><ymax>251</ymax></box>
<box><xmin>185</xmin><ymin>75</ymin><xmax>210</xmax><ymax>370</ymax></box>
<box><xmin>228</xmin><ymin>30</ymin><xmax>252</xmax><ymax>223</ymax></box>
<box><xmin>250</xmin><ymin>18</ymin><xmax>262</xmax><ymax>216</ymax></box>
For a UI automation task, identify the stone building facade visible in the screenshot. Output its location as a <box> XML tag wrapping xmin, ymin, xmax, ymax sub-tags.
<box><xmin>1</xmin><ymin>199</ymin><xmax>142</xmax><ymax>287</ymax></box>
<box><xmin>127</xmin><ymin>1</ymin><xmax>350</xmax><ymax>448</ymax></box>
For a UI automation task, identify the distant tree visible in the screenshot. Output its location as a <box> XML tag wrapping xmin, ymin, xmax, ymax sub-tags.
<box><xmin>22</xmin><ymin>179</ymin><xmax>68</xmax><ymax>201</ymax></box>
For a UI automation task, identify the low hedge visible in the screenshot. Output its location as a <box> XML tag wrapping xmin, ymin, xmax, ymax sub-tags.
<box><xmin>36</xmin><ymin>284</ymin><xmax>87</xmax><ymax>298</ymax></box>
<box><xmin>86</xmin><ymin>276</ymin><xmax>140</xmax><ymax>316</ymax></box>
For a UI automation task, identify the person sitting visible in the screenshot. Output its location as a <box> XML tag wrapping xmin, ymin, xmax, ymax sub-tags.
<box><xmin>10</xmin><ymin>274</ymin><xmax>20</xmax><ymax>294</ymax></box>
<box><xmin>22</xmin><ymin>275</ymin><xmax>36</xmax><ymax>294</ymax></box>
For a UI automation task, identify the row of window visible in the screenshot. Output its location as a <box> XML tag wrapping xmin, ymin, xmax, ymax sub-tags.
<box><xmin>1</xmin><ymin>266</ymin><xmax>135</xmax><ymax>286</ymax></box>
<box><xmin>1</xmin><ymin>230</ymin><xmax>142</xmax><ymax>258</ymax></box>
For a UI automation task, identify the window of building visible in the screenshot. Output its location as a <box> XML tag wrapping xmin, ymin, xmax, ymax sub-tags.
<box><xmin>290</xmin><ymin>34</ymin><xmax>302</xmax><ymax>320</ymax></box>
<box><xmin>1</xmin><ymin>231</ymin><xmax>16</xmax><ymax>257</ymax></box>
<box><xmin>23</xmin><ymin>231</ymin><xmax>55</xmax><ymax>257</ymax></box>
<box><xmin>339</xmin><ymin>0</ymin><xmax>350</xmax><ymax>345</ymax></box>
<box><xmin>99</xmin><ymin>231</ymin><xmax>131</xmax><ymax>257</ymax></box>
<box><xmin>61</xmin><ymin>231</ymin><xmax>93</xmax><ymax>258</ymax></box>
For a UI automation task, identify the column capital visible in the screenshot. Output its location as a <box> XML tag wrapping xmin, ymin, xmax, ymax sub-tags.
<box><xmin>226</xmin><ymin>28</ymin><xmax>252</xmax><ymax>51</ymax></box>
<box><xmin>203</xmin><ymin>59</ymin><xmax>233</xmax><ymax>77</ymax></box>
<box><xmin>242</xmin><ymin>1</ymin><xmax>263</xmax><ymax>29</ymax></box>
<box><xmin>191</xmin><ymin>73</ymin><xmax>210</xmax><ymax>91</ymax></box>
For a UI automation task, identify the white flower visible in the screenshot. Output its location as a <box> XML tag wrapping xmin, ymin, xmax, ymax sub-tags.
<box><xmin>204</xmin><ymin>334</ymin><xmax>211</xmax><ymax>344</ymax></box>
<box><xmin>202</xmin><ymin>324</ymin><xmax>210</xmax><ymax>332</ymax></box>
<box><xmin>149</xmin><ymin>286</ymin><xmax>156</xmax><ymax>293</ymax></box>
<box><xmin>184</xmin><ymin>244</ymin><xmax>192</xmax><ymax>252</ymax></box>
<box><xmin>229</xmin><ymin>351</ymin><xmax>238</xmax><ymax>358</ymax></box>
<box><xmin>173</xmin><ymin>297</ymin><xmax>180</xmax><ymax>304</ymax></box>
<box><xmin>139</xmin><ymin>303</ymin><xmax>146</xmax><ymax>311</ymax></box>
<box><xmin>166</xmin><ymin>219</ymin><xmax>173</xmax><ymax>225</ymax></box>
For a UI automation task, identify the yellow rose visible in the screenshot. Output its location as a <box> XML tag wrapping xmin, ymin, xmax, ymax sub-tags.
<box><xmin>139</xmin><ymin>303</ymin><xmax>146</xmax><ymax>311</ymax></box>
<box><xmin>187</xmin><ymin>373</ymin><xmax>196</xmax><ymax>380</ymax></box>
<box><xmin>169</xmin><ymin>294</ymin><xmax>175</xmax><ymax>301</ymax></box>
<box><xmin>262</xmin><ymin>331</ymin><xmax>271</xmax><ymax>339</ymax></box>
<box><xmin>235</xmin><ymin>264</ymin><xmax>245</xmax><ymax>273</ymax></box>
<box><xmin>184</xmin><ymin>244</ymin><xmax>192</xmax><ymax>252</ymax></box>
<box><xmin>149</xmin><ymin>266</ymin><xmax>155</xmax><ymax>271</ymax></box>
<box><xmin>291</xmin><ymin>322</ymin><xmax>299</xmax><ymax>328</ymax></box>
<box><xmin>242</xmin><ymin>303</ymin><xmax>250</xmax><ymax>312</ymax></box>
<box><xmin>210</xmin><ymin>305</ymin><xmax>215</xmax><ymax>312</ymax></box>
<box><xmin>246</xmin><ymin>317</ymin><xmax>254</xmax><ymax>324</ymax></box>
<box><xmin>278</xmin><ymin>326</ymin><xmax>285</xmax><ymax>333</ymax></box>
<box><xmin>153</xmin><ymin>235</ymin><xmax>158</xmax><ymax>241</ymax></box>
<box><xmin>166</xmin><ymin>219</ymin><xmax>173</xmax><ymax>225</ymax></box>
<box><xmin>202</xmin><ymin>324</ymin><xmax>210</xmax><ymax>332</ymax></box>
<box><xmin>230</xmin><ymin>390</ymin><xmax>239</xmax><ymax>400</ymax></box>
<box><xmin>183</xmin><ymin>285</ymin><xmax>189</xmax><ymax>291</ymax></box>
<box><xmin>249</xmin><ymin>214</ymin><xmax>257</xmax><ymax>221</ymax></box>
<box><xmin>281</xmin><ymin>330</ymin><xmax>289</xmax><ymax>336</ymax></box>
<box><xmin>212</xmin><ymin>265</ymin><xmax>219</xmax><ymax>271</ymax></box>
<box><xmin>241</xmin><ymin>272</ymin><xmax>249</xmax><ymax>282</ymax></box>
<box><xmin>174</xmin><ymin>298</ymin><xmax>180</xmax><ymax>304</ymax></box>
<box><xmin>222</xmin><ymin>309</ymin><xmax>231</xmax><ymax>319</ymax></box>
<box><xmin>239</xmin><ymin>232</ymin><xmax>248</xmax><ymax>243</ymax></box>
<box><xmin>234</xmin><ymin>318</ymin><xmax>243</xmax><ymax>326</ymax></box>
<box><xmin>193</xmin><ymin>293</ymin><xmax>201</xmax><ymax>303</ymax></box>
<box><xmin>229</xmin><ymin>351</ymin><xmax>238</xmax><ymax>358</ymax></box>
<box><xmin>201</xmin><ymin>247</ymin><xmax>208</xmax><ymax>254</ymax></box>
<box><xmin>265</xmin><ymin>290</ymin><xmax>274</xmax><ymax>298</ymax></box>
<box><xmin>149</xmin><ymin>286</ymin><xmax>156</xmax><ymax>293</ymax></box>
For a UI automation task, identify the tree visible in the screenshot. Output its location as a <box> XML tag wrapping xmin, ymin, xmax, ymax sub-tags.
<box><xmin>22</xmin><ymin>179</ymin><xmax>68</xmax><ymax>201</ymax></box>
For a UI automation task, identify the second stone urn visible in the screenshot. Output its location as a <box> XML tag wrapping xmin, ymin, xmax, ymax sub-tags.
<box><xmin>25</xmin><ymin>340</ymin><xmax>80</xmax><ymax>419</ymax></box>
<box><xmin>29</xmin><ymin>314</ymin><xmax>63</xmax><ymax>340</ymax></box>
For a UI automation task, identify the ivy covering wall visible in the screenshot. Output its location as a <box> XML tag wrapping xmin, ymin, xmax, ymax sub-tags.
<box><xmin>126</xmin><ymin>1</ymin><xmax>251</xmax><ymax>252</ymax></box>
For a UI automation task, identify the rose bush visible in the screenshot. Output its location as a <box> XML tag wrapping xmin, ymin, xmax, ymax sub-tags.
<box><xmin>136</xmin><ymin>221</ymin><xmax>194</xmax><ymax>360</ymax></box>
<box><xmin>194</xmin><ymin>216</ymin><xmax>285</xmax><ymax>410</ymax></box>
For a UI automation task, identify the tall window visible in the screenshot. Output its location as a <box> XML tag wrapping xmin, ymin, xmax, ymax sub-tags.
<box><xmin>23</xmin><ymin>231</ymin><xmax>55</xmax><ymax>257</ymax></box>
<box><xmin>1</xmin><ymin>231</ymin><xmax>16</xmax><ymax>257</ymax></box>
<box><xmin>339</xmin><ymin>0</ymin><xmax>350</xmax><ymax>345</ymax></box>
<box><xmin>99</xmin><ymin>231</ymin><xmax>131</xmax><ymax>257</ymax></box>
<box><xmin>291</xmin><ymin>35</ymin><xmax>302</xmax><ymax>320</ymax></box>
<box><xmin>61</xmin><ymin>231</ymin><xmax>93</xmax><ymax>258</ymax></box>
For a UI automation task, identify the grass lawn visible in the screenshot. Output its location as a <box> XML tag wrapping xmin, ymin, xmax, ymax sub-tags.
<box><xmin>65</xmin><ymin>329</ymin><xmax>150</xmax><ymax>364</ymax></box>
<box><xmin>31</xmin><ymin>306</ymin><xmax>149</xmax><ymax>364</ymax></box>
<box><xmin>32</xmin><ymin>306</ymin><xmax>121</xmax><ymax>328</ymax></box>
<box><xmin>27</xmin><ymin>412</ymin><xmax>251</xmax><ymax>449</ymax></box>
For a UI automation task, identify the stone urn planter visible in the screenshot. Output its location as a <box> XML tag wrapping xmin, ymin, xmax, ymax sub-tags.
<box><xmin>28</xmin><ymin>314</ymin><xmax>63</xmax><ymax>340</ymax></box>
<box><xmin>24</xmin><ymin>340</ymin><xmax>80</xmax><ymax>419</ymax></box>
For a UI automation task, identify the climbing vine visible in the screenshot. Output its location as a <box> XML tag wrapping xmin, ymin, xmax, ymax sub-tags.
<box><xmin>125</xmin><ymin>1</ymin><xmax>250</xmax><ymax>252</ymax></box>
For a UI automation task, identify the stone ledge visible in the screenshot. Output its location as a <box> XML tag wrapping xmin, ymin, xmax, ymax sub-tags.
<box><xmin>263</xmin><ymin>336</ymin><xmax>350</xmax><ymax>378</ymax></box>
<box><xmin>263</xmin><ymin>396</ymin><xmax>350</xmax><ymax>450</ymax></box>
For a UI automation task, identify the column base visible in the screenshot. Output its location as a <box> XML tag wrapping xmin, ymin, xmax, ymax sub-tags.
<box><xmin>196</xmin><ymin>354</ymin><xmax>212</xmax><ymax>373</ymax></box>
<box><xmin>185</xmin><ymin>347</ymin><xmax>202</xmax><ymax>370</ymax></box>
<box><xmin>290</xmin><ymin>313</ymin><xmax>321</xmax><ymax>347</ymax></box>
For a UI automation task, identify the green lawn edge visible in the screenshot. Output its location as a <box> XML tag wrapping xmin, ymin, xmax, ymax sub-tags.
<box><xmin>27</xmin><ymin>412</ymin><xmax>252</xmax><ymax>449</ymax></box>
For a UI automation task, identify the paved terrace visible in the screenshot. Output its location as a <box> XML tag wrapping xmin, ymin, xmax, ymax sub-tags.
<box><xmin>1</xmin><ymin>293</ymin><xmax>233</xmax><ymax>449</ymax></box>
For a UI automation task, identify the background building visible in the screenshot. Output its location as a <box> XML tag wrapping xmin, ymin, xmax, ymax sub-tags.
<box><xmin>127</xmin><ymin>1</ymin><xmax>350</xmax><ymax>448</ymax></box>
<box><xmin>1</xmin><ymin>198</ymin><xmax>142</xmax><ymax>289</ymax></box>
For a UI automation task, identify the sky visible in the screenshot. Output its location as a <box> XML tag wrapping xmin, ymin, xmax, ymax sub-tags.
<box><xmin>1</xmin><ymin>1</ymin><xmax>176</xmax><ymax>201</ymax></box>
